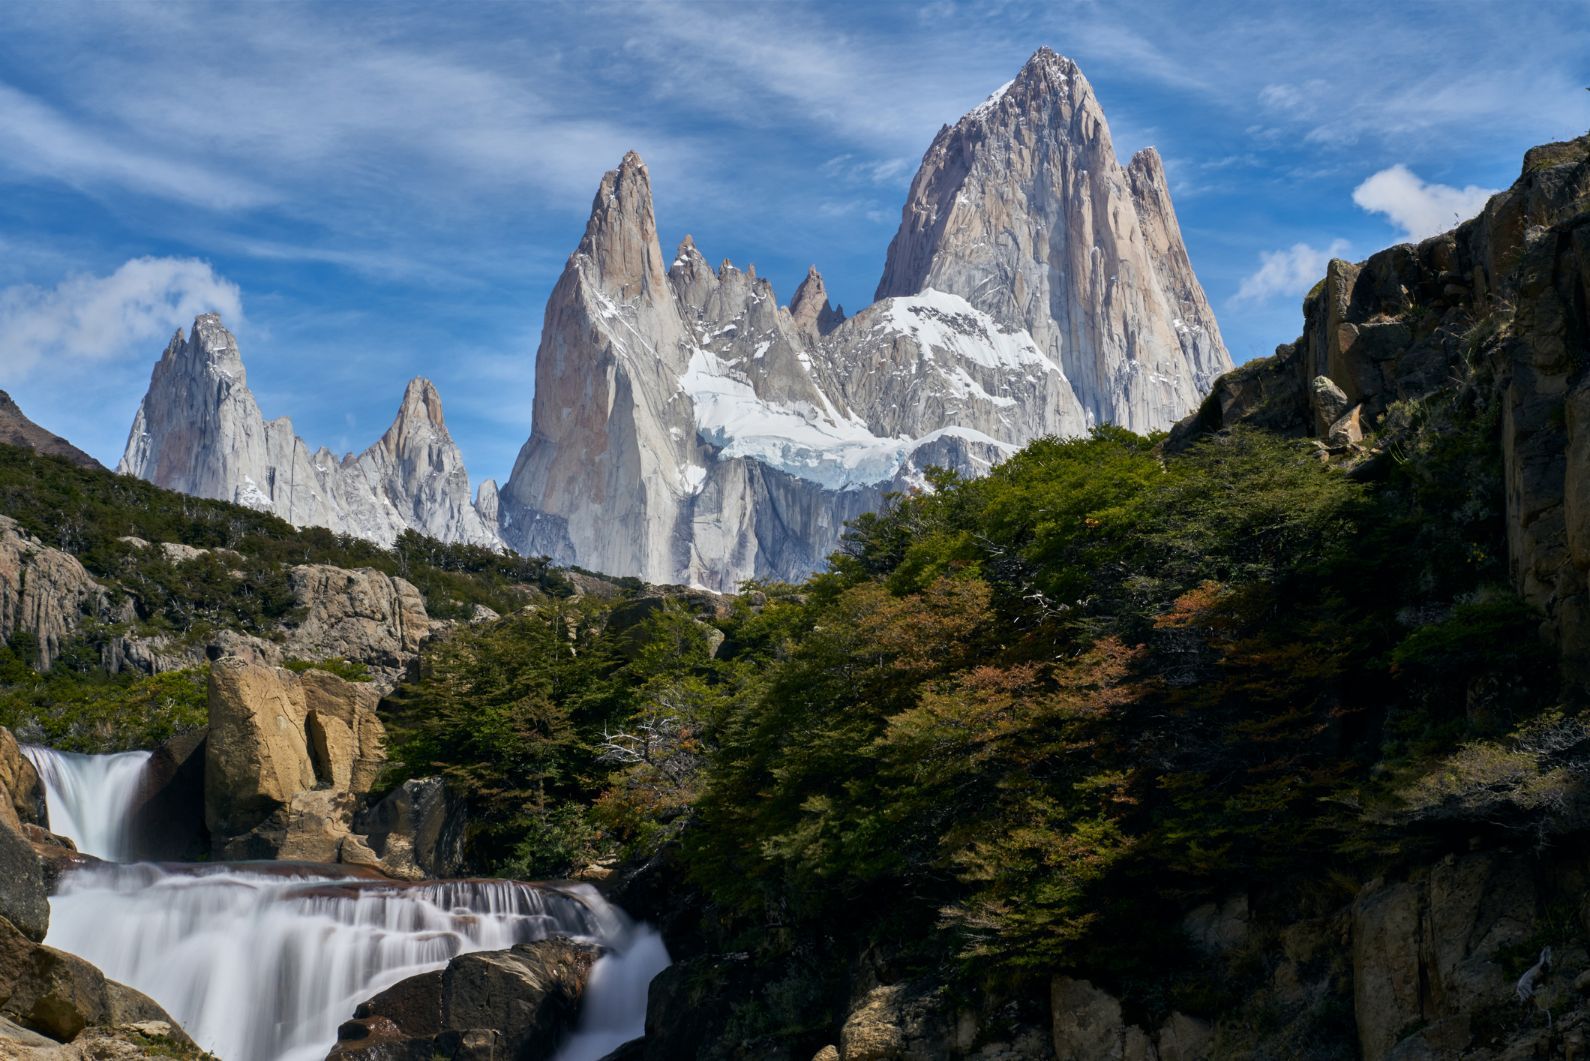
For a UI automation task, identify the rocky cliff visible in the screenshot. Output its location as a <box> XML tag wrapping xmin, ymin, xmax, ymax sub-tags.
<box><xmin>0</xmin><ymin>393</ymin><xmax>99</xmax><ymax>470</ymax></box>
<box><xmin>501</xmin><ymin>48</ymin><xmax>1223</xmax><ymax>588</ymax></box>
<box><xmin>875</xmin><ymin>46</ymin><xmax>1230</xmax><ymax>432</ymax></box>
<box><xmin>118</xmin><ymin>316</ymin><xmax>499</xmax><ymax>548</ymax></box>
<box><xmin>1174</xmin><ymin>131</ymin><xmax>1590</xmax><ymax>683</ymax></box>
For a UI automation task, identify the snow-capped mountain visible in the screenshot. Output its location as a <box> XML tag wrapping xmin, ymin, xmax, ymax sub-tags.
<box><xmin>498</xmin><ymin>46</ymin><xmax>1228</xmax><ymax>588</ymax></box>
<box><xmin>119</xmin><ymin>315</ymin><xmax>499</xmax><ymax>548</ymax></box>
<box><xmin>117</xmin><ymin>47</ymin><xmax>1228</xmax><ymax>587</ymax></box>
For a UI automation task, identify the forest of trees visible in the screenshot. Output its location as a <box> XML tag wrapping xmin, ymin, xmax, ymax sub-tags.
<box><xmin>380</xmin><ymin>408</ymin><xmax>1567</xmax><ymax>1046</ymax></box>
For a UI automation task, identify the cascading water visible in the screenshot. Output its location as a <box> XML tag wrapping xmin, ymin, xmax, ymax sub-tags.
<box><xmin>26</xmin><ymin>748</ymin><xmax>670</xmax><ymax>1061</ymax></box>
<box><xmin>47</xmin><ymin>862</ymin><xmax>668</xmax><ymax>1061</ymax></box>
<box><xmin>22</xmin><ymin>745</ymin><xmax>152</xmax><ymax>861</ymax></box>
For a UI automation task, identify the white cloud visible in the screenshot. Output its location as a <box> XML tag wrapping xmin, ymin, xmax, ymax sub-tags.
<box><xmin>0</xmin><ymin>257</ymin><xmax>243</xmax><ymax>376</ymax></box>
<box><xmin>0</xmin><ymin>83</ymin><xmax>272</xmax><ymax>210</ymax></box>
<box><xmin>1352</xmin><ymin>164</ymin><xmax>1498</xmax><ymax>242</ymax></box>
<box><xmin>1231</xmin><ymin>239</ymin><xmax>1352</xmax><ymax>306</ymax></box>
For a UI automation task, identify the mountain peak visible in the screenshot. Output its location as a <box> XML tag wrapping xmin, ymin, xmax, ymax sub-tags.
<box><xmin>578</xmin><ymin>153</ymin><xmax>667</xmax><ymax>300</ymax></box>
<box><xmin>0</xmin><ymin>390</ymin><xmax>101</xmax><ymax>469</ymax></box>
<box><xmin>397</xmin><ymin>377</ymin><xmax>445</xmax><ymax>427</ymax></box>
<box><xmin>789</xmin><ymin>265</ymin><xmax>844</xmax><ymax>338</ymax></box>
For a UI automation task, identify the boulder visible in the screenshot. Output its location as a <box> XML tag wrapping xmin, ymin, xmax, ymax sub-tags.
<box><xmin>205</xmin><ymin>659</ymin><xmax>387</xmax><ymax>857</ymax></box>
<box><xmin>328</xmin><ymin>939</ymin><xmax>600</xmax><ymax>1061</ymax></box>
<box><xmin>1050</xmin><ymin>978</ymin><xmax>1125</xmax><ymax>1061</ymax></box>
<box><xmin>205</xmin><ymin>659</ymin><xmax>318</xmax><ymax>840</ymax></box>
<box><xmin>1311</xmin><ymin>375</ymin><xmax>1351</xmax><ymax>436</ymax></box>
<box><xmin>0</xmin><ymin>812</ymin><xmax>48</xmax><ymax>943</ymax></box>
<box><xmin>284</xmin><ymin>565</ymin><xmax>433</xmax><ymax>679</ymax></box>
<box><xmin>1181</xmin><ymin>894</ymin><xmax>1250</xmax><ymax>957</ymax></box>
<box><xmin>0</xmin><ymin>731</ymin><xmax>44</xmax><ymax>828</ymax></box>
<box><xmin>0</xmin><ymin>943</ymin><xmax>195</xmax><ymax>1047</ymax></box>
<box><xmin>355</xmin><ymin>777</ymin><xmax>467</xmax><ymax>881</ymax></box>
<box><xmin>838</xmin><ymin>982</ymin><xmax>967</xmax><ymax>1060</ymax></box>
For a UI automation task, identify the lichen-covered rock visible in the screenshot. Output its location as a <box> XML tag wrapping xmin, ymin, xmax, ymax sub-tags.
<box><xmin>0</xmin><ymin>813</ymin><xmax>48</xmax><ymax>944</ymax></box>
<box><xmin>1050</xmin><ymin>978</ymin><xmax>1126</xmax><ymax>1061</ymax></box>
<box><xmin>0</xmin><ymin>518</ymin><xmax>129</xmax><ymax>672</ymax></box>
<box><xmin>0</xmin><ymin>945</ymin><xmax>189</xmax><ymax>1045</ymax></box>
<box><xmin>284</xmin><ymin>565</ymin><xmax>433</xmax><ymax>678</ymax></box>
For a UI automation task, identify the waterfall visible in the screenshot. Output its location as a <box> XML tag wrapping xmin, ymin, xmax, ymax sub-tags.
<box><xmin>45</xmin><ymin>861</ymin><xmax>669</xmax><ymax>1061</ymax></box>
<box><xmin>22</xmin><ymin>745</ymin><xmax>152</xmax><ymax>861</ymax></box>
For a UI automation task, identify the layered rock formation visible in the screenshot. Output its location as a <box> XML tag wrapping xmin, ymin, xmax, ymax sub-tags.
<box><xmin>500</xmin><ymin>48</ymin><xmax>1225</xmax><ymax>588</ymax></box>
<box><xmin>1173</xmin><ymin>131</ymin><xmax>1590</xmax><ymax>681</ymax></box>
<box><xmin>0</xmin><ymin>517</ymin><xmax>130</xmax><ymax>671</ymax></box>
<box><xmin>876</xmin><ymin>46</ymin><xmax>1230</xmax><ymax>432</ymax></box>
<box><xmin>119</xmin><ymin>316</ymin><xmax>499</xmax><ymax>547</ymax></box>
<box><xmin>0</xmin><ymin>392</ymin><xmax>100</xmax><ymax>470</ymax></box>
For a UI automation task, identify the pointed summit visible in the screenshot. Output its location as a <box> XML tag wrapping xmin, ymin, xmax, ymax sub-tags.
<box><xmin>578</xmin><ymin>152</ymin><xmax>668</xmax><ymax>300</ymax></box>
<box><xmin>394</xmin><ymin>377</ymin><xmax>446</xmax><ymax>428</ymax></box>
<box><xmin>874</xmin><ymin>50</ymin><xmax>1230</xmax><ymax>432</ymax></box>
<box><xmin>120</xmin><ymin>319</ymin><xmax>498</xmax><ymax>546</ymax></box>
<box><xmin>789</xmin><ymin>265</ymin><xmax>844</xmax><ymax>339</ymax></box>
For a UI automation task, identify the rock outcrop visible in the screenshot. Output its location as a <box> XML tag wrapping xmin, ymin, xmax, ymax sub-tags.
<box><xmin>876</xmin><ymin>47</ymin><xmax>1230</xmax><ymax>433</ymax></box>
<box><xmin>204</xmin><ymin>659</ymin><xmax>387</xmax><ymax>861</ymax></box>
<box><xmin>0</xmin><ymin>392</ymin><xmax>100</xmax><ymax>470</ymax></box>
<box><xmin>0</xmin><ymin>517</ymin><xmax>128</xmax><ymax>672</ymax></box>
<box><xmin>118</xmin><ymin>315</ymin><xmax>500</xmax><ymax>548</ymax></box>
<box><xmin>500</xmin><ymin>48</ymin><xmax>1223</xmax><ymax>589</ymax></box>
<box><xmin>281</xmin><ymin>564</ymin><xmax>434</xmax><ymax>685</ymax></box>
<box><xmin>1172</xmin><ymin>132</ymin><xmax>1590</xmax><ymax>682</ymax></box>
<box><xmin>327</xmin><ymin>938</ymin><xmax>601</xmax><ymax>1061</ymax></box>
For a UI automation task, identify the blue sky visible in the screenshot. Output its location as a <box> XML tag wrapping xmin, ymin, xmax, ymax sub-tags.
<box><xmin>1</xmin><ymin>0</ymin><xmax>1586</xmax><ymax>486</ymax></box>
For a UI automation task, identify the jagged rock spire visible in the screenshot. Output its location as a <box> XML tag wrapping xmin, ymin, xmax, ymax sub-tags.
<box><xmin>789</xmin><ymin>265</ymin><xmax>845</xmax><ymax>339</ymax></box>
<box><xmin>875</xmin><ymin>47</ymin><xmax>1230</xmax><ymax>432</ymax></box>
<box><xmin>120</xmin><ymin>318</ymin><xmax>498</xmax><ymax>547</ymax></box>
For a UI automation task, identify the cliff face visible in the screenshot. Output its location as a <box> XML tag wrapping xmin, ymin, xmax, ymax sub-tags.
<box><xmin>118</xmin><ymin>317</ymin><xmax>499</xmax><ymax>548</ymax></box>
<box><xmin>500</xmin><ymin>48</ymin><xmax>1223</xmax><ymax>588</ymax></box>
<box><xmin>1174</xmin><ymin>132</ymin><xmax>1590</xmax><ymax>680</ymax></box>
<box><xmin>875</xmin><ymin>47</ymin><xmax>1231</xmax><ymax>432</ymax></box>
<box><xmin>497</xmin><ymin>152</ymin><xmax>1029</xmax><ymax>589</ymax></box>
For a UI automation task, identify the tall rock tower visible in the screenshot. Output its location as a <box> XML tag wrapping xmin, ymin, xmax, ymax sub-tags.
<box><xmin>875</xmin><ymin>46</ymin><xmax>1231</xmax><ymax>432</ymax></box>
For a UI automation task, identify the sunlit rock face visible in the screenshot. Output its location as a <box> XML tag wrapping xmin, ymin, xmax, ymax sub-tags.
<box><xmin>119</xmin><ymin>315</ymin><xmax>499</xmax><ymax>548</ymax></box>
<box><xmin>500</xmin><ymin>48</ymin><xmax>1226</xmax><ymax>590</ymax></box>
<box><xmin>875</xmin><ymin>46</ymin><xmax>1231</xmax><ymax>433</ymax></box>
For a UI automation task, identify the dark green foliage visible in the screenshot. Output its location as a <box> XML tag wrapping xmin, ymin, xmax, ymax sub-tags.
<box><xmin>282</xmin><ymin>657</ymin><xmax>374</xmax><ymax>682</ymax></box>
<box><xmin>0</xmin><ymin>640</ymin><xmax>206</xmax><ymax>752</ymax></box>
<box><xmin>0</xmin><ymin>443</ymin><xmax>567</xmax><ymax>625</ymax></box>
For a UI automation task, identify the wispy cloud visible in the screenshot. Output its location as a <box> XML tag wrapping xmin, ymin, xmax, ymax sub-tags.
<box><xmin>1231</xmin><ymin>240</ymin><xmax>1351</xmax><ymax>306</ymax></box>
<box><xmin>1352</xmin><ymin>165</ymin><xmax>1498</xmax><ymax>242</ymax></box>
<box><xmin>0</xmin><ymin>83</ymin><xmax>271</xmax><ymax>210</ymax></box>
<box><xmin>0</xmin><ymin>257</ymin><xmax>242</xmax><ymax>376</ymax></box>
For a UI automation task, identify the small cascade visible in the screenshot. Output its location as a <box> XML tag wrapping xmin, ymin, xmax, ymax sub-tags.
<box><xmin>22</xmin><ymin>745</ymin><xmax>151</xmax><ymax>861</ymax></box>
<box><xmin>46</xmin><ymin>861</ymin><xmax>669</xmax><ymax>1061</ymax></box>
